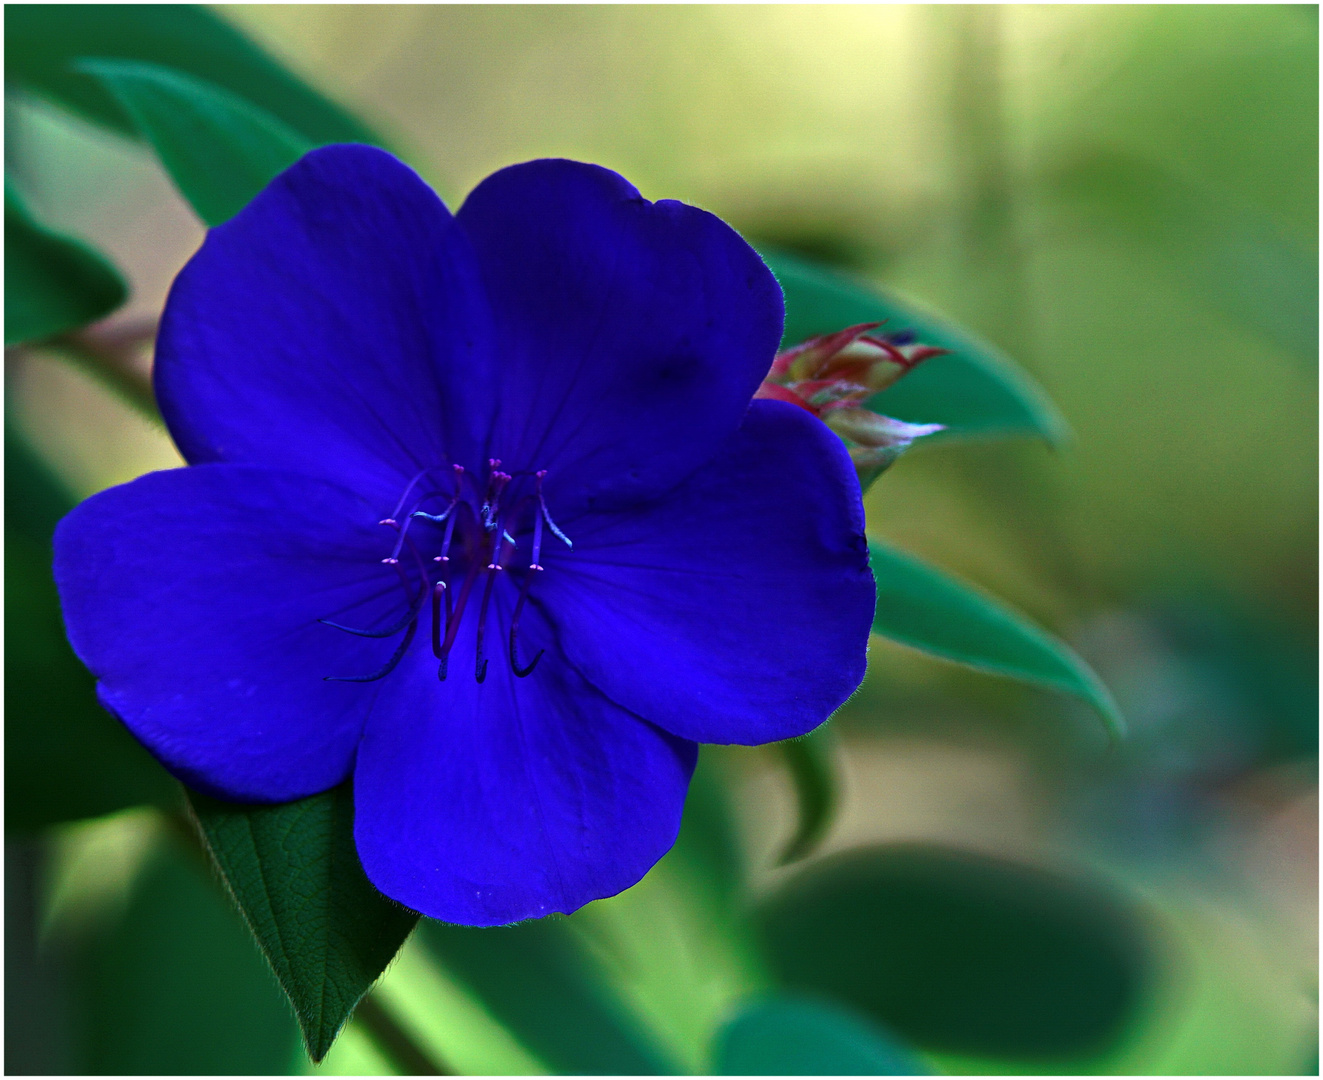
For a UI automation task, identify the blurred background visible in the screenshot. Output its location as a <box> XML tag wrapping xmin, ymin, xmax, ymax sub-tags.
<box><xmin>7</xmin><ymin>4</ymin><xmax>1317</xmax><ymax>1075</ymax></box>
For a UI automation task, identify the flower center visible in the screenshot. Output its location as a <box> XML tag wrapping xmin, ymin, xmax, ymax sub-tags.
<box><xmin>319</xmin><ymin>461</ymin><xmax>572</xmax><ymax>684</ymax></box>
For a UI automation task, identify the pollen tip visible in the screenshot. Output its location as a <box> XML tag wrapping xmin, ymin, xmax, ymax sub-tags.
<box><xmin>434</xmin><ymin>555</ymin><xmax>449</xmax><ymax>562</ymax></box>
<box><xmin>381</xmin><ymin>557</ymin><xmax>399</xmax><ymax>565</ymax></box>
<box><xmin>531</xmin><ymin>564</ymin><xmax>544</xmax><ymax>572</ymax></box>
<box><xmin>378</xmin><ymin>518</ymin><xmax>397</xmax><ymax>527</ymax></box>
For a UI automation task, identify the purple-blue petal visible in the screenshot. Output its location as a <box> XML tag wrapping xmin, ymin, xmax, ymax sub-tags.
<box><xmin>155</xmin><ymin>144</ymin><xmax>492</xmax><ymax>508</ymax></box>
<box><xmin>353</xmin><ymin>586</ymin><xmax>697</xmax><ymax>925</ymax></box>
<box><xmin>535</xmin><ymin>400</ymin><xmax>875</xmax><ymax>745</ymax></box>
<box><xmin>455</xmin><ymin>158</ymin><xmax>785</xmax><ymax>517</ymax></box>
<box><xmin>52</xmin><ymin>464</ymin><xmax>418</xmax><ymax>802</ymax></box>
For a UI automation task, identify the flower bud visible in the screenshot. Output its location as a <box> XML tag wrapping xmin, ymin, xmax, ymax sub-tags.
<box><xmin>757</xmin><ymin>322</ymin><xmax>947</xmax><ymax>486</ymax></box>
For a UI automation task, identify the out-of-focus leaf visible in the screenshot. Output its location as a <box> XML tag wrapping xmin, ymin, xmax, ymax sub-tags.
<box><xmin>4</xmin><ymin>3</ymin><xmax>374</xmax><ymax>145</ymax></box>
<box><xmin>869</xmin><ymin>539</ymin><xmax>1124</xmax><ymax>739</ymax></box>
<box><xmin>418</xmin><ymin>916</ymin><xmax>677</xmax><ymax>1075</ymax></box>
<box><xmin>5</xmin><ymin>183</ymin><xmax>127</xmax><ymax>346</ymax></box>
<box><xmin>1049</xmin><ymin>150</ymin><xmax>1318</xmax><ymax>363</ymax></box>
<box><xmin>760</xmin><ymin>248</ymin><xmax>1068</xmax><ymax>444</ymax></box>
<box><xmin>714</xmin><ymin>996</ymin><xmax>931</xmax><ymax>1075</ymax></box>
<box><xmin>758</xmin><ymin>843</ymin><xmax>1151</xmax><ymax>1062</ymax></box>
<box><xmin>65</xmin><ymin>826</ymin><xmax>302</xmax><ymax>1073</ymax></box>
<box><xmin>80</xmin><ymin>60</ymin><xmax>312</xmax><ymax>227</ymax></box>
<box><xmin>5</xmin><ymin>424</ymin><xmax>177</xmax><ymax>833</ymax></box>
<box><xmin>188</xmin><ymin>784</ymin><xmax>418</xmax><ymax>1063</ymax></box>
<box><xmin>775</xmin><ymin>726</ymin><xmax>838</xmax><ymax>865</ymax></box>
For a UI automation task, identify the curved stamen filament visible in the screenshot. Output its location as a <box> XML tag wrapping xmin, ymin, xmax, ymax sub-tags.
<box><xmin>535</xmin><ymin>471</ymin><xmax>573</xmax><ymax>550</ymax></box>
<box><xmin>324</xmin><ymin>618</ymin><xmax>418</xmax><ymax>682</ymax></box>
<box><xmin>473</xmin><ymin>566</ymin><xmax>499</xmax><ymax>683</ymax></box>
<box><xmin>509</xmin><ymin>567</ymin><xmax>545</xmax><ymax>677</ymax></box>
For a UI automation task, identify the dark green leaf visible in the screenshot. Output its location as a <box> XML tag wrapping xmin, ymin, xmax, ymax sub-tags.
<box><xmin>5</xmin><ymin>424</ymin><xmax>177</xmax><ymax>833</ymax></box>
<box><xmin>189</xmin><ymin>784</ymin><xmax>419</xmax><ymax>1062</ymax></box>
<box><xmin>869</xmin><ymin>539</ymin><xmax>1124</xmax><ymax>739</ymax></box>
<box><xmin>775</xmin><ymin>726</ymin><xmax>838</xmax><ymax>865</ymax></box>
<box><xmin>80</xmin><ymin>60</ymin><xmax>313</xmax><ymax>227</ymax></box>
<box><xmin>418</xmin><ymin>916</ymin><xmax>678</xmax><ymax>1075</ymax></box>
<box><xmin>5</xmin><ymin>3</ymin><xmax>375</xmax><ymax>145</ymax></box>
<box><xmin>5</xmin><ymin>183</ymin><xmax>128</xmax><ymax>346</ymax></box>
<box><xmin>66</xmin><ymin>827</ymin><xmax>302</xmax><ymax>1073</ymax></box>
<box><xmin>758</xmin><ymin>844</ymin><xmax>1151</xmax><ymax>1062</ymax></box>
<box><xmin>759</xmin><ymin>248</ymin><xmax>1068</xmax><ymax>444</ymax></box>
<box><xmin>714</xmin><ymin>996</ymin><xmax>931</xmax><ymax>1075</ymax></box>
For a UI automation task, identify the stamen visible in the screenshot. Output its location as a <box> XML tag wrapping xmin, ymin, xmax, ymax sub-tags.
<box><xmin>324</xmin><ymin>618</ymin><xmax>418</xmax><ymax>682</ymax></box>
<box><xmin>508</xmin><ymin>566</ymin><xmax>545</xmax><ymax>678</ymax></box>
<box><xmin>473</xmin><ymin>566</ymin><xmax>499</xmax><ymax>683</ymax></box>
<box><xmin>535</xmin><ymin>470</ymin><xmax>573</xmax><ymax>550</ymax></box>
<box><xmin>430</xmin><ymin>580</ymin><xmax>447</xmax><ymax>658</ymax></box>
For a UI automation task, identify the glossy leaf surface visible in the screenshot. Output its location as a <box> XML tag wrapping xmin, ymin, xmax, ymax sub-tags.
<box><xmin>869</xmin><ymin>539</ymin><xmax>1124</xmax><ymax>738</ymax></box>
<box><xmin>5</xmin><ymin>3</ymin><xmax>374</xmax><ymax>145</ymax></box>
<box><xmin>758</xmin><ymin>844</ymin><xmax>1151</xmax><ymax>1061</ymax></box>
<box><xmin>5</xmin><ymin>184</ymin><xmax>128</xmax><ymax>346</ymax></box>
<box><xmin>189</xmin><ymin>784</ymin><xmax>419</xmax><ymax>1062</ymax></box>
<box><xmin>761</xmin><ymin>248</ymin><xmax>1068</xmax><ymax>443</ymax></box>
<box><xmin>714</xmin><ymin>996</ymin><xmax>931</xmax><ymax>1075</ymax></box>
<box><xmin>81</xmin><ymin>60</ymin><xmax>313</xmax><ymax>227</ymax></box>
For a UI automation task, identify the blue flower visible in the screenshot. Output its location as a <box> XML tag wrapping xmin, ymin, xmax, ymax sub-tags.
<box><xmin>53</xmin><ymin>146</ymin><xmax>875</xmax><ymax>925</ymax></box>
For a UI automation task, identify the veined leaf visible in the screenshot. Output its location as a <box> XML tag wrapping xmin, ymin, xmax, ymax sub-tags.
<box><xmin>760</xmin><ymin>248</ymin><xmax>1068</xmax><ymax>444</ymax></box>
<box><xmin>5</xmin><ymin>3</ymin><xmax>374</xmax><ymax>146</ymax></box>
<box><xmin>80</xmin><ymin>60</ymin><xmax>313</xmax><ymax>227</ymax></box>
<box><xmin>5</xmin><ymin>183</ymin><xmax>128</xmax><ymax>346</ymax></box>
<box><xmin>714</xmin><ymin>996</ymin><xmax>931</xmax><ymax>1075</ymax></box>
<box><xmin>189</xmin><ymin>784</ymin><xmax>419</xmax><ymax>1062</ymax></box>
<box><xmin>869</xmin><ymin>539</ymin><xmax>1123</xmax><ymax>739</ymax></box>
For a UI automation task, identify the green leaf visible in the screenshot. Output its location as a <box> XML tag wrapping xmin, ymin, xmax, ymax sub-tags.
<box><xmin>5</xmin><ymin>423</ymin><xmax>178</xmax><ymax>833</ymax></box>
<box><xmin>775</xmin><ymin>726</ymin><xmax>838</xmax><ymax>865</ymax></box>
<box><xmin>759</xmin><ymin>248</ymin><xmax>1069</xmax><ymax>444</ymax></box>
<box><xmin>79</xmin><ymin>60</ymin><xmax>313</xmax><ymax>227</ymax></box>
<box><xmin>5</xmin><ymin>183</ymin><xmax>128</xmax><ymax>346</ymax></box>
<box><xmin>714</xmin><ymin>996</ymin><xmax>931</xmax><ymax>1075</ymax></box>
<box><xmin>757</xmin><ymin>844</ymin><xmax>1150</xmax><ymax>1063</ymax></box>
<box><xmin>5</xmin><ymin>3</ymin><xmax>375</xmax><ymax>146</ymax></box>
<box><xmin>869</xmin><ymin>539</ymin><xmax>1124</xmax><ymax>739</ymax></box>
<box><xmin>188</xmin><ymin>784</ymin><xmax>419</xmax><ymax>1062</ymax></box>
<box><xmin>65</xmin><ymin>824</ymin><xmax>303</xmax><ymax>1073</ymax></box>
<box><xmin>418</xmin><ymin>917</ymin><xmax>678</xmax><ymax>1075</ymax></box>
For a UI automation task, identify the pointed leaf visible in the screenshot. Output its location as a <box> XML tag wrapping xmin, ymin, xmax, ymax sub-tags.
<box><xmin>714</xmin><ymin>996</ymin><xmax>931</xmax><ymax>1075</ymax></box>
<box><xmin>5</xmin><ymin>3</ymin><xmax>375</xmax><ymax>145</ymax></box>
<box><xmin>188</xmin><ymin>784</ymin><xmax>419</xmax><ymax>1062</ymax></box>
<box><xmin>5</xmin><ymin>183</ymin><xmax>128</xmax><ymax>346</ymax></box>
<box><xmin>79</xmin><ymin>60</ymin><xmax>313</xmax><ymax>227</ymax></box>
<box><xmin>775</xmin><ymin>726</ymin><xmax>838</xmax><ymax>865</ymax></box>
<box><xmin>760</xmin><ymin>248</ymin><xmax>1068</xmax><ymax>444</ymax></box>
<box><xmin>869</xmin><ymin>539</ymin><xmax>1123</xmax><ymax>739</ymax></box>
